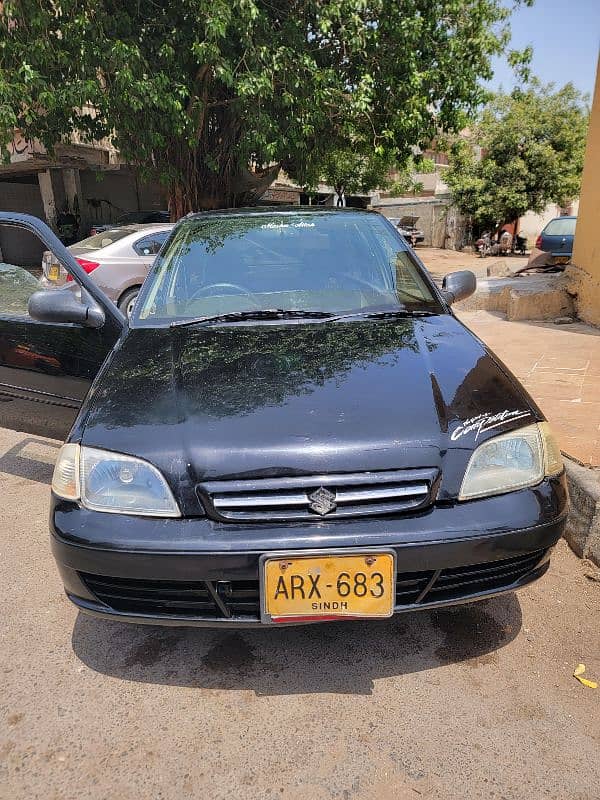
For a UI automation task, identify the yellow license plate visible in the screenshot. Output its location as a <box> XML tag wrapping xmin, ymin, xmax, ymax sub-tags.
<box><xmin>48</xmin><ymin>263</ymin><xmax>60</xmax><ymax>281</ymax></box>
<box><xmin>262</xmin><ymin>552</ymin><xmax>395</xmax><ymax>622</ymax></box>
<box><xmin>555</xmin><ymin>256</ymin><xmax>570</xmax><ymax>264</ymax></box>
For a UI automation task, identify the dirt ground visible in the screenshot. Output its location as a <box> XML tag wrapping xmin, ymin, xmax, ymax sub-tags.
<box><xmin>0</xmin><ymin>425</ymin><xmax>599</xmax><ymax>800</ymax></box>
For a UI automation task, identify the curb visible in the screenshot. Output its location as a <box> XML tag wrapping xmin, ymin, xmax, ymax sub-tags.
<box><xmin>564</xmin><ymin>457</ymin><xmax>600</xmax><ymax>566</ymax></box>
<box><xmin>455</xmin><ymin>274</ymin><xmax>574</xmax><ymax>321</ymax></box>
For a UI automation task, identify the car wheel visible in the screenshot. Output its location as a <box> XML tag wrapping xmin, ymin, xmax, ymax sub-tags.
<box><xmin>118</xmin><ymin>287</ymin><xmax>141</xmax><ymax>318</ymax></box>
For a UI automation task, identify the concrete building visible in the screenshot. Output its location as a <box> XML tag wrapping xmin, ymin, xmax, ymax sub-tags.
<box><xmin>570</xmin><ymin>56</ymin><xmax>600</xmax><ymax>327</ymax></box>
<box><xmin>0</xmin><ymin>132</ymin><xmax>167</xmax><ymax>264</ymax></box>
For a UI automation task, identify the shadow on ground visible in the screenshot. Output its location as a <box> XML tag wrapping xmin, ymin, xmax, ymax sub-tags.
<box><xmin>0</xmin><ymin>436</ymin><xmax>60</xmax><ymax>484</ymax></box>
<box><xmin>71</xmin><ymin>594</ymin><xmax>521</xmax><ymax>695</ymax></box>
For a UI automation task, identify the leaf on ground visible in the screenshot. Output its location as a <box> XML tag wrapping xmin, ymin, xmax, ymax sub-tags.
<box><xmin>573</xmin><ymin>663</ymin><xmax>598</xmax><ymax>689</ymax></box>
<box><xmin>583</xmin><ymin>568</ymin><xmax>600</xmax><ymax>583</ymax></box>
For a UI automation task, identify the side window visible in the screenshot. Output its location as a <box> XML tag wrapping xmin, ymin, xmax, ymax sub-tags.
<box><xmin>133</xmin><ymin>232</ymin><xmax>169</xmax><ymax>257</ymax></box>
<box><xmin>0</xmin><ymin>227</ymin><xmax>43</xmax><ymax>318</ymax></box>
<box><xmin>394</xmin><ymin>250</ymin><xmax>434</xmax><ymax>301</ymax></box>
<box><xmin>544</xmin><ymin>218</ymin><xmax>577</xmax><ymax>237</ymax></box>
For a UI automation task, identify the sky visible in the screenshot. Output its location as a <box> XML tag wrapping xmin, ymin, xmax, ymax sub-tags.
<box><xmin>489</xmin><ymin>0</ymin><xmax>599</xmax><ymax>98</ymax></box>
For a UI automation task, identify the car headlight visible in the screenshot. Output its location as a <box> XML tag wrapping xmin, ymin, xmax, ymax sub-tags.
<box><xmin>459</xmin><ymin>422</ymin><xmax>563</xmax><ymax>501</ymax></box>
<box><xmin>52</xmin><ymin>444</ymin><xmax>180</xmax><ymax>517</ymax></box>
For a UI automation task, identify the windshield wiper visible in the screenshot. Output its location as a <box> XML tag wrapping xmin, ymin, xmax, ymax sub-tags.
<box><xmin>170</xmin><ymin>308</ymin><xmax>336</xmax><ymax>328</ymax></box>
<box><xmin>335</xmin><ymin>307</ymin><xmax>438</xmax><ymax>321</ymax></box>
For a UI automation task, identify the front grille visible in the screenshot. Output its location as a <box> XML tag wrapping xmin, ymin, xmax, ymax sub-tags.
<box><xmin>80</xmin><ymin>574</ymin><xmax>261</xmax><ymax>619</ymax></box>
<box><xmin>79</xmin><ymin>548</ymin><xmax>547</xmax><ymax>621</ymax></box>
<box><xmin>197</xmin><ymin>469</ymin><xmax>439</xmax><ymax>522</ymax></box>
<box><xmin>424</xmin><ymin>549</ymin><xmax>547</xmax><ymax>605</ymax></box>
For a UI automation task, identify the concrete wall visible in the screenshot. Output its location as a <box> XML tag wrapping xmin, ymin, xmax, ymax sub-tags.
<box><xmin>0</xmin><ymin>178</ymin><xmax>47</xmax><ymax>266</ymax></box>
<box><xmin>571</xmin><ymin>57</ymin><xmax>600</xmax><ymax>326</ymax></box>
<box><xmin>0</xmin><ymin>165</ymin><xmax>168</xmax><ymax>259</ymax></box>
<box><xmin>81</xmin><ymin>169</ymin><xmax>167</xmax><ymax>230</ymax></box>
<box><xmin>373</xmin><ymin>199</ymin><xmax>451</xmax><ymax>247</ymax></box>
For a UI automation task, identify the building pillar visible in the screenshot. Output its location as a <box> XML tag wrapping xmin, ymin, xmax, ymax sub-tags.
<box><xmin>37</xmin><ymin>169</ymin><xmax>57</xmax><ymax>230</ymax></box>
<box><xmin>63</xmin><ymin>168</ymin><xmax>87</xmax><ymax>237</ymax></box>
<box><xmin>571</xmin><ymin>56</ymin><xmax>600</xmax><ymax>326</ymax></box>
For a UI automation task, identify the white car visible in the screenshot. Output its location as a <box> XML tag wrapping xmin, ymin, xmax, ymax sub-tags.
<box><xmin>42</xmin><ymin>223</ymin><xmax>173</xmax><ymax>316</ymax></box>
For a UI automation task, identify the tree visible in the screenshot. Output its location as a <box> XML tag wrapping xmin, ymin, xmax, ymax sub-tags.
<box><xmin>444</xmin><ymin>80</ymin><xmax>589</xmax><ymax>231</ymax></box>
<box><xmin>386</xmin><ymin>156</ymin><xmax>436</xmax><ymax>197</ymax></box>
<box><xmin>304</xmin><ymin>145</ymin><xmax>393</xmax><ymax>205</ymax></box>
<box><xmin>1</xmin><ymin>1</ymin><xmax>532</xmax><ymax>217</ymax></box>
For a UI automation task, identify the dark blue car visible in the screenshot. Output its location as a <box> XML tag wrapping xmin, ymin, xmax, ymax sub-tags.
<box><xmin>534</xmin><ymin>216</ymin><xmax>577</xmax><ymax>265</ymax></box>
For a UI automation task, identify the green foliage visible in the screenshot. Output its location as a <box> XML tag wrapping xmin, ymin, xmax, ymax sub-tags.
<box><xmin>1</xmin><ymin>0</ymin><xmax>531</xmax><ymax>213</ymax></box>
<box><xmin>445</xmin><ymin>80</ymin><xmax>589</xmax><ymax>228</ymax></box>
<box><xmin>386</xmin><ymin>156</ymin><xmax>436</xmax><ymax>197</ymax></box>
<box><xmin>305</xmin><ymin>145</ymin><xmax>393</xmax><ymax>197</ymax></box>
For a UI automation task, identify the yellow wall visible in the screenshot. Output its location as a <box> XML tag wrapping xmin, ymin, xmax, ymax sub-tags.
<box><xmin>571</xmin><ymin>56</ymin><xmax>600</xmax><ymax>325</ymax></box>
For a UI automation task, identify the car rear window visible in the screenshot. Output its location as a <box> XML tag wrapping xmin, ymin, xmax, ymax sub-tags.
<box><xmin>71</xmin><ymin>228</ymin><xmax>137</xmax><ymax>253</ymax></box>
<box><xmin>544</xmin><ymin>218</ymin><xmax>576</xmax><ymax>237</ymax></box>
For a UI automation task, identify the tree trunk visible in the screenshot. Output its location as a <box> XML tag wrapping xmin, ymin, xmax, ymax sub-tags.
<box><xmin>161</xmin><ymin>95</ymin><xmax>282</xmax><ymax>220</ymax></box>
<box><xmin>166</xmin><ymin>160</ymin><xmax>281</xmax><ymax>220</ymax></box>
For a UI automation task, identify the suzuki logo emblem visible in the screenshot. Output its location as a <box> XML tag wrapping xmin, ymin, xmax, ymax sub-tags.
<box><xmin>308</xmin><ymin>487</ymin><xmax>337</xmax><ymax>516</ymax></box>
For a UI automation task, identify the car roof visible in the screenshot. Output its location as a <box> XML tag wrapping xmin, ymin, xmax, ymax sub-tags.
<box><xmin>123</xmin><ymin>209</ymin><xmax>169</xmax><ymax>214</ymax></box>
<box><xmin>182</xmin><ymin>205</ymin><xmax>375</xmax><ymax>221</ymax></box>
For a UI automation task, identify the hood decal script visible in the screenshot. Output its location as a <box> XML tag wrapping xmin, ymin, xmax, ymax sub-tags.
<box><xmin>450</xmin><ymin>409</ymin><xmax>532</xmax><ymax>442</ymax></box>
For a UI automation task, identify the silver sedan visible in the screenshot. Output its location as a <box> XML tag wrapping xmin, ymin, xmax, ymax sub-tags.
<box><xmin>42</xmin><ymin>223</ymin><xmax>173</xmax><ymax>316</ymax></box>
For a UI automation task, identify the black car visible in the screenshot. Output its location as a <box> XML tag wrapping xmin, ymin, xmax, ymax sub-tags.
<box><xmin>0</xmin><ymin>209</ymin><xmax>567</xmax><ymax>627</ymax></box>
<box><xmin>89</xmin><ymin>210</ymin><xmax>170</xmax><ymax>237</ymax></box>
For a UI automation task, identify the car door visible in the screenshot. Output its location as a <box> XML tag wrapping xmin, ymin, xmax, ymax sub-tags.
<box><xmin>0</xmin><ymin>213</ymin><xmax>124</xmax><ymax>441</ymax></box>
<box><xmin>96</xmin><ymin>231</ymin><xmax>170</xmax><ymax>296</ymax></box>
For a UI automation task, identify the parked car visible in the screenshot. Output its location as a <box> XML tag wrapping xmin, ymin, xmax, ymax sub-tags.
<box><xmin>0</xmin><ymin>208</ymin><xmax>567</xmax><ymax>629</ymax></box>
<box><xmin>388</xmin><ymin>215</ymin><xmax>425</xmax><ymax>246</ymax></box>
<box><xmin>89</xmin><ymin>210</ymin><xmax>170</xmax><ymax>237</ymax></box>
<box><xmin>42</xmin><ymin>223</ymin><xmax>173</xmax><ymax>316</ymax></box>
<box><xmin>527</xmin><ymin>216</ymin><xmax>577</xmax><ymax>268</ymax></box>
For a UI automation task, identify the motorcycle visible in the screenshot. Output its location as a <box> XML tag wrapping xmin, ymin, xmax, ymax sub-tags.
<box><xmin>513</xmin><ymin>233</ymin><xmax>528</xmax><ymax>255</ymax></box>
<box><xmin>476</xmin><ymin>231</ymin><xmax>492</xmax><ymax>257</ymax></box>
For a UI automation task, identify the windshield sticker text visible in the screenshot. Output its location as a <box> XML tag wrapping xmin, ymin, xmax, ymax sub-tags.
<box><xmin>260</xmin><ymin>221</ymin><xmax>315</xmax><ymax>229</ymax></box>
<box><xmin>450</xmin><ymin>409</ymin><xmax>532</xmax><ymax>442</ymax></box>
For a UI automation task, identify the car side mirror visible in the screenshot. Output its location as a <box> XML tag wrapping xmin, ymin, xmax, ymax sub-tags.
<box><xmin>441</xmin><ymin>270</ymin><xmax>476</xmax><ymax>305</ymax></box>
<box><xmin>28</xmin><ymin>287</ymin><xmax>106</xmax><ymax>328</ymax></box>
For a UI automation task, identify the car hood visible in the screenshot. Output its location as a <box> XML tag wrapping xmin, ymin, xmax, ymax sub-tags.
<box><xmin>80</xmin><ymin>316</ymin><xmax>540</xmax><ymax>503</ymax></box>
<box><xmin>399</xmin><ymin>216</ymin><xmax>420</xmax><ymax>227</ymax></box>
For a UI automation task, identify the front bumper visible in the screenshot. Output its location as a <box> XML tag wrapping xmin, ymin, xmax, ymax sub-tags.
<box><xmin>50</xmin><ymin>475</ymin><xmax>568</xmax><ymax>627</ymax></box>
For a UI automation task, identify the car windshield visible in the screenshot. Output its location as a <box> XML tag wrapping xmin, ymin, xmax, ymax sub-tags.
<box><xmin>71</xmin><ymin>228</ymin><xmax>136</xmax><ymax>253</ymax></box>
<box><xmin>133</xmin><ymin>211</ymin><xmax>441</xmax><ymax>326</ymax></box>
<box><xmin>544</xmin><ymin>218</ymin><xmax>577</xmax><ymax>236</ymax></box>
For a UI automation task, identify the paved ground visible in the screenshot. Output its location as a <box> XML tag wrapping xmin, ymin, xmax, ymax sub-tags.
<box><xmin>1</xmin><ymin>425</ymin><xmax>599</xmax><ymax>800</ymax></box>
<box><xmin>416</xmin><ymin>245</ymin><xmax>528</xmax><ymax>279</ymax></box>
